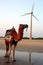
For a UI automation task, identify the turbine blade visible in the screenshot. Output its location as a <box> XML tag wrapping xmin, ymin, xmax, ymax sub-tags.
<box><xmin>33</xmin><ymin>14</ymin><xmax>39</xmax><ymax>21</ymax></box>
<box><xmin>22</xmin><ymin>13</ymin><xmax>31</xmax><ymax>16</ymax></box>
<box><xmin>31</xmin><ymin>3</ymin><xmax>34</xmax><ymax>12</ymax></box>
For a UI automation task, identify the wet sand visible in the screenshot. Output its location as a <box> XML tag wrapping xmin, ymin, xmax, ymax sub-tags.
<box><xmin>0</xmin><ymin>50</ymin><xmax>43</xmax><ymax>65</ymax></box>
<box><xmin>0</xmin><ymin>50</ymin><xmax>29</xmax><ymax>65</ymax></box>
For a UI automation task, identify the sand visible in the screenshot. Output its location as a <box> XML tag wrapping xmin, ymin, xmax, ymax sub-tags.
<box><xmin>0</xmin><ymin>38</ymin><xmax>43</xmax><ymax>52</ymax></box>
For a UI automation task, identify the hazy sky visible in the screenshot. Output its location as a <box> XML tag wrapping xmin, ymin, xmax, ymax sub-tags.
<box><xmin>0</xmin><ymin>0</ymin><xmax>43</xmax><ymax>38</ymax></box>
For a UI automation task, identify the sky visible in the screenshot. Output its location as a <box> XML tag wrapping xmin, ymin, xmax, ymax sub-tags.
<box><xmin>0</xmin><ymin>0</ymin><xmax>43</xmax><ymax>38</ymax></box>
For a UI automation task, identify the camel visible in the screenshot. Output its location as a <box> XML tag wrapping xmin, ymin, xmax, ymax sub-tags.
<box><xmin>4</xmin><ymin>24</ymin><xmax>28</xmax><ymax>62</ymax></box>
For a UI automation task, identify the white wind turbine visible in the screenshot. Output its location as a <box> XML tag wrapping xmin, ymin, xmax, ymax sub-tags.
<box><xmin>22</xmin><ymin>3</ymin><xmax>39</xmax><ymax>39</ymax></box>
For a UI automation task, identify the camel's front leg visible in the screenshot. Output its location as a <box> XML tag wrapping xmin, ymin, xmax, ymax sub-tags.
<box><xmin>7</xmin><ymin>44</ymin><xmax>11</xmax><ymax>62</ymax></box>
<box><xmin>12</xmin><ymin>44</ymin><xmax>16</xmax><ymax>61</ymax></box>
<box><xmin>4</xmin><ymin>43</ymin><xmax>9</xmax><ymax>57</ymax></box>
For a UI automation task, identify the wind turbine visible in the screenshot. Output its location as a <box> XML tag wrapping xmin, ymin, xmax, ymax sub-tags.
<box><xmin>22</xmin><ymin>3</ymin><xmax>39</xmax><ymax>39</ymax></box>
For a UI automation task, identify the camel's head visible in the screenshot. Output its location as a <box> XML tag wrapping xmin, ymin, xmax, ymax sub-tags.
<box><xmin>19</xmin><ymin>24</ymin><xmax>28</xmax><ymax>30</ymax></box>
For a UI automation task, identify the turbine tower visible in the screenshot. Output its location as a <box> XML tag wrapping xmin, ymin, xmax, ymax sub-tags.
<box><xmin>22</xmin><ymin>3</ymin><xmax>39</xmax><ymax>39</ymax></box>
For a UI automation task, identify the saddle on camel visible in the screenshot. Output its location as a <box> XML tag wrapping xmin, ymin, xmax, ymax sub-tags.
<box><xmin>4</xmin><ymin>24</ymin><xmax>28</xmax><ymax>62</ymax></box>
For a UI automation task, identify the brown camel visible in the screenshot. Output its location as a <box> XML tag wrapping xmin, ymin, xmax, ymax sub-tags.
<box><xmin>4</xmin><ymin>24</ymin><xmax>28</xmax><ymax>62</ymax></box>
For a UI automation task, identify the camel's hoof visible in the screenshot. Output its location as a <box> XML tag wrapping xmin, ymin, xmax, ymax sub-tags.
<box><xmin>12</xmin><ymin>59</ymin><xmax>16</xmax><ymax>62</ymax></box>
<box><xmin>4</xmin><ymin>55</ymin><xmax>8</xmax><ymax>58</ymax></box>
<box><xmin>6</xmin><ymin>61</ymin><xmax>10</xmax><ymax>63</ymax></box>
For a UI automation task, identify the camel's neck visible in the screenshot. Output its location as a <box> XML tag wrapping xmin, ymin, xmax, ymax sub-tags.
<box><xmin>14</xmin><ymin>27</ymin><xmax>23</xmax><ymax>41</ymax></box>
<box><xmin>18</xmin><ymin>28</ymin><xmax>23</xmax><ymax>40</ymax></box>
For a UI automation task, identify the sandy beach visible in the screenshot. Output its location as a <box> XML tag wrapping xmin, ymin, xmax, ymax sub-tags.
<box><xmin>0</xmin><ymin>38</ymin><xmax>43</xmax><ymax>52</ymax></box>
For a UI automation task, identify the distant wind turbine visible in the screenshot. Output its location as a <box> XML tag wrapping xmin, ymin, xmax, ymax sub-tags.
<box><xmin>22</xmin><ymin>3</ymin><xmax>39</xmax><ymax>39</ymax></box>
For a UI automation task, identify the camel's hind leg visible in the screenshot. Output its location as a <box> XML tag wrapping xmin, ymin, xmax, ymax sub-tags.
<box><xmin>12</xmin><ymin>44</ymin><xmax>16</xmax><ymax>62</ymax></box>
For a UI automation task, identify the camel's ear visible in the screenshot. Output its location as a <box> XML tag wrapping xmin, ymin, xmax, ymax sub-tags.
<box><xmin>19</xmin><ymin>24</ymin><xmax>22</xmax><ymax>28</ymax></box>
<box><xmin>20</xmin><ymin>24</ymin><xmax>22</xmax><ymax>26</ymax></box>
<box><xmin>20</xmin><ymin>24</ymin><xmax>21</xmax><ymax>26</ymax></box>
<box><xmin>19</xmin><ymin>24</ymin><xmax>21</xmax><ymax>26</ymax></box>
